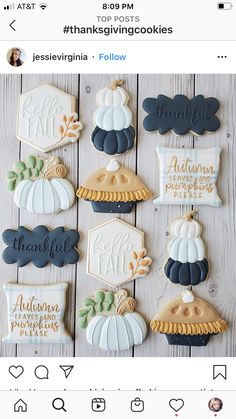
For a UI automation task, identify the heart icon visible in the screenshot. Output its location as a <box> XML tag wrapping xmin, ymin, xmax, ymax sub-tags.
<box><xmin>9</xmin><ymin>365</ymin><xmax>24</xmax><ymax>379</ymax></box>
<box><xmin>169</xmin><ymin>399</ymin><xmax>184</xmax><ymax>412</ymax></box>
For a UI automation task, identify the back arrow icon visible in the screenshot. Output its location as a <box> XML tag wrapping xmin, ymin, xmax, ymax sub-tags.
<box><xmin>9</xmin><ymin>20</ymin><xmax>16</xmax><ymax>31</ymax></box>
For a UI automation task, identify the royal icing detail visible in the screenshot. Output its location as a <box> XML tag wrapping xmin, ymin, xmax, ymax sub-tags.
<box><xmin>153</xmin><ymin>147</ymin><xmax>222</xmax><ymax>207</ymax></box>
<box><xmin>3</xmin><ymin>283</ymin><xmax>71</xmax><ymax>344</ymax></box>
<box><xmin>91</xmin><ymin>80</ymin><xmax>135</xmax><ymax>155</ymax></box>
<box><xmin>16</xmin><ymin>83</ymin><xmax>83</xmax><ymax>152</ymax></box>
<box><xmin>182</xmin><ymin>290</ymin><xmax>195</xmax><ymax>303</ymax></box>
<box><xmin>2</xmin><ymin>226</ymin><xmax>80</xmax><ymax>268</ymax></box>
<box><xmin>106</xmin><ymin>159</ymin><xmax>120</xmax><ymax>172</ymax></box>
<box><xmin>150</xmin><ymin>291</ymin><xmax>227</xmax><ymax>347</ymax></box>
<box><xmin>7</xmin><ymin>156</ymin><xmax>75</xmax><ymax>215</ymax></box>
<box><xmin>143</xmin><ymin>94</ymin><xmax>220</xmax><ymax>135</ymax></box>
<box><xmin>87</xmin><ymin>218</ymin><xmax>152</xmax><ymax>287</ymax></box>
<box><xmin>164</xmin><ymin>212</ymin><xmax>209</xmax><ymax>286</ymax></box>
<box><xmin>78</xmin><ymin>289</ymin><xmax>147</xmax><ymax>352</ymax></box>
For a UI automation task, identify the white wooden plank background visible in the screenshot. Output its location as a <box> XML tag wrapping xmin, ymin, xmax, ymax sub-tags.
<box><xmin>0</xmin><ymin>74</ymin><xmax>235</xmax><ymax>357</ymax></box>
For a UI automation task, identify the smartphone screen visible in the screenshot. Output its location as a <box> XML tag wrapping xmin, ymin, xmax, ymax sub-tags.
<box><xmin>0</xmin><ymin>1</ymin><xmax>234</xmax><ymax>417</ymax></box>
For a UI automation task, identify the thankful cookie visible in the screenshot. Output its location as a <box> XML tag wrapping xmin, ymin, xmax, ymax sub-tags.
<box><xmin>143</xmin><ymin>94</ymin><xmax>220</xmax><ymax>135</ymax></box>
<box><xmin>92</xmin><ymin>79</ymin><xmax>135</xmax><ymax>155</ymax></box>
<box><xmin>164</xmin><ymin>212</ymin><xmax>209</xmax><ymax>286</ymax></box>
<box><xmin>78</xmin><ymin>289</ymin><xmax>147</xmax><ymax>352</ymax></box>
<box><xmin>3</xmin><ymin>283</ymin><xmax>71</xmax><ymax>344</ymax></box>
<box><xmin>77</xmin><ymin>160</ymin><xmax>152</xmax><ymax>213</ymax></box>
<box><xmin>150</xmin><ymin>290</ymin><xmax>227</xmax><ymax>347</ymax></box>
<box><xmin>87</xmin><ymin>218</ymin><xmax>152</xmax><ymax>287</ymax></box>
<box><xmin>7</xmin><ymin>156</ymin><xmax>75</xmax><ymax>214</ymax></box>
<box><xmin>2</xmin><ymin>225</ymin><xmax>80</xmax><ymax>268</ymax></box>
<box><xmin>16</xmin><ymin>83</ymin><xmax>83</xmax><ymax>152</ymax></box>
<box><xmin>153</xmin><ymin>147</ymin><xmax>222</xmax><ymax>207</ymax></box>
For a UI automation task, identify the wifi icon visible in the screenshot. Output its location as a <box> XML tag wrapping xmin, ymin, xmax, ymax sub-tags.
<box><xmin>39</xmin><ymin>3</ymin><xmax>48</xmax><ymax>9</ymax></box>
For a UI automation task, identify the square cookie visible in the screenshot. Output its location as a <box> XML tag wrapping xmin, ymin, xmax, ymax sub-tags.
<box><xmin>3</xmin><ymin>283</ymin><xmax>71</xmax><ymax>344</ymax></box>
<box><xmin>153</xmin><ymin>147</ymin><xmax>222</xmax><ymax>207</ymax></box>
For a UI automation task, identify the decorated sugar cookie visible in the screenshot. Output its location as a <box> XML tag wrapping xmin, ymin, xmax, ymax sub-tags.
<box><xmin>153</xmin><ymin>147</ymin><xmax>222</xmax><ymax>207</ymax></box>
<box><xmin>77</xmin><ymin>160</ymin><xmax>152</xmax><ymax>213</ymax></box>
<box><xmin>16</xmin><ymin>83</ymin><xmax>83</xmax><ymax>152</ymax></box>
<box><xmin>87</xmin><ymin>218</ymin><xmax>152</xmax><ymax>287</ymax></box>
<box><xmin>164</xmin><ymin>212</ymin><xmax>209</xmax><ymax>286</ymax></box>
<box><xmin>2</xmin><ymin>225</ymin><xmax>80</xmax><ymax>268</ymax></box>
<box><xmin>7</xmin><ymin>156</ymin><xmax>75</xmax><ymax>214</ymax></box>
<box><xmin>143</xmin><ymin>94</ymin><xmax>220</xmax><ymax>135</ymax></box>
<box><xmin>78</xmin><ymin>289</ymin><xmax>147</xmax><ymax>352</ymax></box>
<box><xmin>3</xmin><ymin>282</ymin><xmax>71</xmax><ymax>344</ymax></box>
<box><xmin>91</xmin><ymin>79</ymin><xmax>135</xmax><ymax>155</ymax></box>
<box><xmin>150</xmin><ymin>290</ymin><xmax>227</xmax><ymax>347</ymax></box>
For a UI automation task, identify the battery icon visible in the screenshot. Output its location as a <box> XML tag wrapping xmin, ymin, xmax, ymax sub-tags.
<box><xmin>218</xmin><ymin>2</ymin><xmax>233</xmax><ymax>9</ymax></box>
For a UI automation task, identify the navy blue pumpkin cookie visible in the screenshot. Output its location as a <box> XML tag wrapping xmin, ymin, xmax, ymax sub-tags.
<box><xmin>143</xmin><ymin>94</ymin><xmax>220</xmax><ymax>135</ymax></box>
<box><xmin>2</xmin><ymin>225</ymin><xmax>80</xmax><ymax>268</ymax></box>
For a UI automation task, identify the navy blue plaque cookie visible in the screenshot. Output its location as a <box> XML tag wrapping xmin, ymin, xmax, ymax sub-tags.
<box><xmin>2</xmin><ymin>225</ymin><xmax>80</xmax><ymax>268</ymax></box>
<box><xmin>143</xmin><ymin>94</ymin><xmax>220</xmax><ymax>135</ymax></box>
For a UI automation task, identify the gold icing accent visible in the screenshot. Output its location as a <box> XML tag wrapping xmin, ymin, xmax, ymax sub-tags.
<box><xmin>45</xmin><ymin>164</ymin><xmax>67</xmax><ymax>180</ymax></box>
<box><xmin>150</xmin><ymin>320</ymin><xmax>228</xmax><ymax>335</ymax></box>
<box><xmin>111</xmin><ymin>79</ymin><xmax>124</xmax><ymax>90</ymax></box>
<box><xmin>183</xmin><ymin>210</ymin><xmax>196</xmax><ymax>222</ymax></box>
<box><xmin>128</xmin><ymin>248</ymin><xmax>152</xmax><ymax>280</ymax></box>
<box><xmin>58</xmin><ymin>114</ymin><xmax>82</xmax><ymax>144</ymax></box>
<box><xmin>77</xmin><ymin>187</ymin><xmax>152</xmax><ymax>202</ymax></box>
<box><xmin>117</xmin><ymin>297</ymin><xmax>136</xmax><ymax>315</ymax></box>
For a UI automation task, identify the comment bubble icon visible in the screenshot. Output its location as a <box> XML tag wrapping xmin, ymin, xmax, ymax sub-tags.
<box><xmin>34</xmin><ymin>365</ymin><xmax>49</xmax><ymax>380</ymax></box>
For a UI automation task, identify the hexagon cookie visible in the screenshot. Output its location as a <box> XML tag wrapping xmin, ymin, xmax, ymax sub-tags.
<box><xmin>87</xmin><ymin>218</ymin><xmax>152</xmax><ymax>287</ymax></box>
<box><xmin>16</xmin><ymin>83</ymin><xmax>83</xmax><ymax>152</ymax></box>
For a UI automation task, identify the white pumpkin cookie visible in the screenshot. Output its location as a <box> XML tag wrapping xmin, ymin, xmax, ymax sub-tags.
<box><xmin>78</xmin><ymin>289</ymin><xmax>147</xmax><ymax>352</ymax></box>
<box><xmin>153</xmin><ymin>146</ymin><xmax>222</xmax><ymax>207</ymax></box>
<box><xmin>164</xmin><ymin>211</ymin><xmax>209</xmax><ymax>286</ymax></box>
<box><xmin>150</xmin><ymin>290</ymin><xmax>228</xmax><ymax>347</ymax></box>
<box><xmin>91</xmin><ymin>80</ymin><xmax>135</xmax><ymax>156</ymax></box>
<box><xmin>3</xmin><ymin>282</ymin><xmax>71</xmax><ymax>344</ymax></box>
<box><xmin>7</xmin><ymin>156</ymin><xmax>75</xmax><ymax>214</ymax></box>
<box><xmin>16</xmin><ymin>83</ymin><xmax>83</xmax><ymax>152</ymax></box>
<box><xmin>87</xmin><ymin>218</ymin><xmax>152</xmax><ymax>287</ymax></box>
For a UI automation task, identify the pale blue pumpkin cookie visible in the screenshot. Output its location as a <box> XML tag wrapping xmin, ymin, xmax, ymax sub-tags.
<box><xmin>78</xmin><ymin>289</ymin><xmax>147</xmax><ymax>352</ymax></box>
<box><xmin>7</xmin><ymin>156</ymin><xmax>75</xmax><ymax>214</ymax></box>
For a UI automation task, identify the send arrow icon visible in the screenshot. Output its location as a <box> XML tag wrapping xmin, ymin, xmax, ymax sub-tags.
<box><xmin>59</xmin><ymin>365</ymin><xmax>74</xmax><ymax>379</ymax></box>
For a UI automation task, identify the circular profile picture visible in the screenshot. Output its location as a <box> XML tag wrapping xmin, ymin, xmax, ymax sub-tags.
<box><xmin>208</xmin><ymin>398</ymin><xmax>223</xmax><ymax>413</ymax></box>
<box><xmin>7</xmin><ymin>47</ymin><xmax>26</xmax><ymax>67</ymax></box>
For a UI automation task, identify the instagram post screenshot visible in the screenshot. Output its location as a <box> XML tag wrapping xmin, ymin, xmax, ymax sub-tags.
<box><xmin>0</xmin><ymin>0</ymin><xmax>235</xmax><ymax>417</ymax></box>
